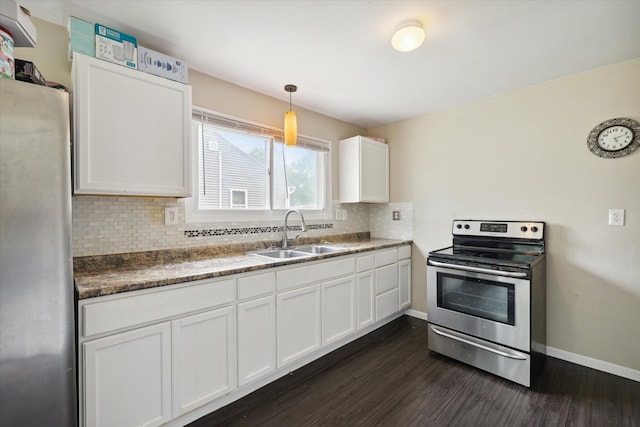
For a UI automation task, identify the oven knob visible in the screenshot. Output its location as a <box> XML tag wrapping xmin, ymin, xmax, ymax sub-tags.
<box><xmin>520</xmin><ymin>226</ymin><xmax>528</xmax><ymax>232</ymax></box>
<box><xmin>531</xmin><ymin>226</ymin><xmax>539</xmax><ymax>233</ymax></box>
<box><xmin>464</xmin><ymin>224</ymin><xmax>470</xmax><ymax>229</ymax></box>
<box><xmin>456</xmin><ymin>224</ymin><xmax>462</xmax><ymax>229</ymax></box>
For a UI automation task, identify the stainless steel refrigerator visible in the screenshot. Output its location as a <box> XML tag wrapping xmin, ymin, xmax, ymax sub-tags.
<box><xmin>0</xmin><ymin>78</ymin><xmax>77</xmax><ymax>426</ymax></box>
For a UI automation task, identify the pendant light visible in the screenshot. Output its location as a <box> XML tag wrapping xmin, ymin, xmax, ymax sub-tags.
<box><xmin>284</xmin><ymin>84</ymin><xmax>298</xmax><ymax>146</ymax></box>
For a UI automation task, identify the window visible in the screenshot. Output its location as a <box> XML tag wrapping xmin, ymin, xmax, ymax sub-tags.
<box><xmin>185</xmin><ymin>109</ymin><xmax>331</xmax><ymax>223</ymax></box>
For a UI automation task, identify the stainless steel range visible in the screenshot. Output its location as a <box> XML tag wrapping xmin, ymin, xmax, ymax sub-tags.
<box><xmin>427</xmin><ymin>219</ymin><xmax>546</xmax><ymax>387</ymax></box>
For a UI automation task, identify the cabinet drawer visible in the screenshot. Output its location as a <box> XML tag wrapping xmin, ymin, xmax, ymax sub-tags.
<box><xmin>356</xmin><ymin>254</ymin><xmax>375</xmax><ymax>272</ymax></box>
<box><xmin>277</xmin><ymin>257</ymin><xmax>355</xmax><ymax>291</ymax></box>
<box><xmin>376</xmin><ymin>289</ymin><xmax>399</xmax><ymax>321</ymax></box>
<box><xmin>375</xmin><ymin>248</ymin><xmax>398</xmax><ymax>267</ymax></box>
<box><xmin>82</xmin><ymin>278</ymin><xmax>235</xmax><ymax>337</ymax></box>
<box><xmin>398</xmin><ymin>245</ymin><xmax>411</xmax><ymax>260</ymax></box>
<box><xmin>237</xmin><ymin>271</ymin><xmax>276</xmax><ymax>300</ymax></box>
<box><xmin>375</xmin><ymin>263</ymin><xmax>398</xmax><ymax>295</ymax></box>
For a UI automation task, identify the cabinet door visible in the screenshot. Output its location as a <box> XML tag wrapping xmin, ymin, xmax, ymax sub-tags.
<box><xmin>375</xmin><ymin>263</ymin><xmax>398</xmax><ymax>295</ymax></box>
<box><xmin>277</xmin><ymin>285</ymin><xmax>321</xmax><ymax>367</ymax></box>
<box><xmin>73</xmin><ymin>53</ymin><xmax>191</xmax><ymax>197</ymax></box>
<box><xmin>237</xmin><ymin>296</ymin><xmax>276</xmax><ymax>386</ymax></box>
<box><xmin>398</xmin><ymin>259</ymin><xmax>412</xmax><ymax>310</ymax></box>
<box><xmin>376</xmin><ymin>289</ymin><xmax>400</xmax><ymax>321</ymax></box>
<box><xmin>339</xmin><ymin>136</ymin><xmax>389</xmax><ymax>203</ymax></box>
<box><xmin>83</xmin><ymin>323</ymin><xmax>171</xmax><ymax>427</ymax></box>
<box><xmin>322</xmin><ymin>276</ymin><xmax>356</xmax><ymax>345</ymax></box>
<box><xmin>172</xmin><ymin>306</ymin><xmax>236</xmax><ymax>416</ymax></box>
<box><xmin>360</xmin><ymin>138</ymin><xmax>389</xmax><ymax>202</ymax></box>
<box><xmin>356</xmin><ymin>270</ymin><xmax>375</xmax><ymax>330</ymax></box>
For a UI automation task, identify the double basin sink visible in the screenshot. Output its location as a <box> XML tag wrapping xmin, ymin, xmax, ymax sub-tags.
<box><xmin>249</xmin><ymin>245</ymin><xmax>339</xmax><ymax>260</ymax></box>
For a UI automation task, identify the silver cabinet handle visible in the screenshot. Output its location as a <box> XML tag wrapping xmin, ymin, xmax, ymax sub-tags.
<box><xmin>427</xmin><ymin>259</ymin><xmax>527</xmax><ymax>278</ymax></box>
<box><xmin>429</xmin><ymin>325</ymin><xmax>528</xmax><ymax>360</ymax></box>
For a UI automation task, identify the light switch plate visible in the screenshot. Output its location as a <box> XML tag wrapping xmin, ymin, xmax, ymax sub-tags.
<box><xmin>335</xmin><ymin>209</ymin><xmax>342</xmax><ymax>221</ymax></box>
<box><xmin>608</xmin><ymin>209</ymin><xmax>624</xmax><ymax>226</ymax></box>
<box><xmin>165</xmin><ymin>207</ymin><xmax>178</xmax><ymax>225</ymax></box>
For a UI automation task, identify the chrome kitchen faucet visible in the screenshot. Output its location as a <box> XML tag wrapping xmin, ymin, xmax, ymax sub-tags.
<box><xmin>282</xmin><ymin>209</ymin><xmax>308</xmax><ymax>248</ymax></box>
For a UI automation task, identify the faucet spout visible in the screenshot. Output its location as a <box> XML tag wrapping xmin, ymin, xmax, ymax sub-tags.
<box><xmin>282</xmin><ymin>209</ymin><xmax>308</xmax><ymax>248</ymax></box>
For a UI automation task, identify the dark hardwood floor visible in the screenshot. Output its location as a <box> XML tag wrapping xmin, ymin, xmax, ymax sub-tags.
<box><xmin>188</xmin><ymin>316</ymin><xmax>640</xmax><ymax>427</ymax></box>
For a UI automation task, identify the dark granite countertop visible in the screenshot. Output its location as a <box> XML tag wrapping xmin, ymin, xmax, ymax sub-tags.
<box><xmin>74</xmin><ymin>234</ymin><xmax>411</xmax><ymax>299</ymax></box>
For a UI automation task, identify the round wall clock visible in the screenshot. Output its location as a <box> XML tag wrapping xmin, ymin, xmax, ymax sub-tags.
<box><xmin>587</xmin><ymin>117</ymin><xmax>640</xmax><ymax>159</ymax></box>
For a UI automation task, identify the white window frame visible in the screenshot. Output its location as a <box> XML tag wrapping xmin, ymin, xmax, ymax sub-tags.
<box><xmin>185</xmin><ymin>107</ymin><xmax>332</xmax><ymax>223</ymax></box>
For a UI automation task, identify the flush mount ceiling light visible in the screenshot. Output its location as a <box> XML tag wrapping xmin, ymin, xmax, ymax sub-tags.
<box><xmin>391</xmin><ymin>21</ymin><xmax>425</xmax><ymax>52</ymax></box>
<box><xmin>284</xmin><ymin>84</ymin><xmax>298</xmax><ymax>146</ymax></box>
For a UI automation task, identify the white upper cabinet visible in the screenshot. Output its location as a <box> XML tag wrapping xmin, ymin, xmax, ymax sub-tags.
<box><xmin>339</xmin><ymin>135</ymin><xmax>389</xmax><ymax>203</ymax></box>
<box><xmin>72</xmin><ymin>53</ymin><xmax>192</xmax><ymax>197</ymax></box>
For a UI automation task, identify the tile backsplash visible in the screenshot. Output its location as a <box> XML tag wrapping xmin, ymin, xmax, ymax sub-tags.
<box><xmin>369</xmin><ymin>202</ymin><xmax>414</xmax><ymax>241</ymax></box>
<box><xmin>72</xmin><ymin>197</ymin><xmax>406</xmax><ymax>257</ymax></box>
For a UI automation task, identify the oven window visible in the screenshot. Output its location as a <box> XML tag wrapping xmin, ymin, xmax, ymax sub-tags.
<box><xmin>437</xmin><ymin>273</ymin><xmax>515</xmax><ymax>325</ymax></box>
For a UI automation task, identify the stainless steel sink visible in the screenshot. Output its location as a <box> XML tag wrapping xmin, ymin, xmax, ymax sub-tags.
<box><xmin>250</xmin><ymin>249</ymin><xmax>311</xmax><ymax>259</ymax></box>
<box><xmin>293</xmin><ymin>245</ymin><xmax>338</xmax><ymax>254</ymax></box>
<box><xmin>249</xmin><ymin>245</ymin><xmax>339</xmax><ymax>259</ymax></box>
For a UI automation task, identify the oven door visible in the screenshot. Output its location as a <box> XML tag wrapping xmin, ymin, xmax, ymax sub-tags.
<box><xmin>427</xmin><ymin>259</ymin><xmax>530</xmax><ymax>352</ymax></box>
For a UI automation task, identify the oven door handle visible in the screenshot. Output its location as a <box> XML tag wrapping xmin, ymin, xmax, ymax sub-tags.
<box><xmin>429</xmin><ymin>325</ymin><xmax>528</xmax><ymax>360</ymax></box>
<box><xmin>427</xmin><ymin>259</ymin><xmax>528</xmax><ymax>278</ymax></box>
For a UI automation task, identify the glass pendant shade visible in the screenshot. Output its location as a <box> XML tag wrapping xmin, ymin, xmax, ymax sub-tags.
<box><xmin>284</xmin><ymin>110</ymin><xmax>297</xmax><ymax>146</ymax></box>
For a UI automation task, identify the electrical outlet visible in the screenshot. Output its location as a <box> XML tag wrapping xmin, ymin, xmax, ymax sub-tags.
<box><xmin>392</xmin><ymin>210</ymin><xmax>400</xmax><ymax>221</ymax></box>
<box><xmin>165</xmin><ymin>207</ymin><xmax>178</xmax><ymax>225</ymax></box>
<box><xmin>335</xmin><ymin>209</ymin><xmax>342</xmax><ymax>221</ymax></box>
<box><xmin>608</xmin><ymin>209</ymin><xmax>624</xmax><ymax>226</ymax></box>
<box><xmin>341</xmin><ymin>209</ymin><xmax>348</xmax><ymax>221</ymax></box>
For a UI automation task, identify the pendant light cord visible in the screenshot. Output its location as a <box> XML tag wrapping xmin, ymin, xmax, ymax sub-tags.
<box><xmin>282</xmin><ymin>141</ymin><xmax>289</xmax><ymax>204</ymax></box>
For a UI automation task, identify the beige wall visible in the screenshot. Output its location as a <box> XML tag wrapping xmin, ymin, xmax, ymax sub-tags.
<box><xmin>370</xmin><ymin>58</ymin><xmax>640</xmax><ymax>371</ymax></box>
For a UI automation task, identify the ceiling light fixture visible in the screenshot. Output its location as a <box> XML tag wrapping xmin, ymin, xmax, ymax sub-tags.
<box><xmin>391</xmin><ymin>21</ymin><xmax>425</xmax><ymax>52</ymax></box>
<box><xmin>284</xmin><ymin>84</ymin><xmax>298</xmax><ymax>146</ymax></box>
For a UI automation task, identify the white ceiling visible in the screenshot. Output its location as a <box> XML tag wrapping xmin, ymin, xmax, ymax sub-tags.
<box><xmin>21</xmin><ymin>0</ymin><xmax>640</xmax><ymax>128</ymax></box>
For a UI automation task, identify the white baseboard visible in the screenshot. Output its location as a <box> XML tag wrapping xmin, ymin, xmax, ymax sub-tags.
<box><xmin>404</xmin><ymin>308</ymin><xmax>427</xmax><ymax>321</ymax></box>
<box><xmin>404</xmin><ymin>310</ymin><xmax>639</xmax><ymax>383</ymax></box>
<box><xmin>545</xmin><ymin>345</ymin><xmax>640</xmax><ymax>383</ymax></box>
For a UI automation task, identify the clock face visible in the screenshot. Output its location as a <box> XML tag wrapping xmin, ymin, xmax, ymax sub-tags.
<box><xmin>597</xmin><ymin>125</ymin><xmax>633</xmax><ymax>151</ymax></box>
<box><xmin>587</xmin><ymin>118</ymin><xmax>640</xmax><ymax>159</ymax></box>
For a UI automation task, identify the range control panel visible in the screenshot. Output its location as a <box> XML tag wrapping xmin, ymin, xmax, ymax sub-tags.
<box><xmin>452</xmin><ymin>220</ymin><xmax>544</xmax><ymax>240</ymax></box>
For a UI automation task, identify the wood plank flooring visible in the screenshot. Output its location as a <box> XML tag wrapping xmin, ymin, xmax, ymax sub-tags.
<box><xmin>188</xmin><ymin>316</ymin><xmax>640</xmax><ymax>427</ymax></box>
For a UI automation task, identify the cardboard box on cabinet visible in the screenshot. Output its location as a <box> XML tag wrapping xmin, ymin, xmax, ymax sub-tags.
<box><xmin>95</xmin><ymin>23</ymin><xmax>137</xmax><ymax>69</ymax></box>
<box><xmin>68</xmin><ymin>16</ymin><xmax>95</xmax><ymax>61</ymax></box>
<box><xmin>137</xmin><ymin>46</ymin><xmax>188</xmax><ymax>84</ymax></box>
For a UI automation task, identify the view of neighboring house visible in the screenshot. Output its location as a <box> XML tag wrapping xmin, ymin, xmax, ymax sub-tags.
<box><xmin>199</xmin><ymin>125</ymin><xmax>322</xmax><ymax>211</ymax></box>
<box><xmin>199</xmin><ymin>127</ymin><xmax>267</xmax><ymax>209</ymax></box>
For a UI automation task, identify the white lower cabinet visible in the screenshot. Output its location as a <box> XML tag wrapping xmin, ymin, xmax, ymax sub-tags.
<box><xmin>398</xmin><ymin>258</ymin><xmax>412</xmax><ymax>310</ymax></box>
<box><xmin>322</xmin><ymin>276</ymin><xmax>356</xmax><ymax>345</ymax></box>
<box><xmin>375</xmin><ymin>263</ymin><xmax>400</xmax><ymax>321</ymax></box>
<box><xmin>376</xmin><ymin>288</ymin><xmax>400</xmax><ymax>321</ymax></box>
<box><xmin>277</xmin><ymin>284</ymin><xmax>322</xmax><ymax>367</ymax></box>
<box><xmin>237</xmin><ymin>295</ymin><xmax>276</xmax><ymax>386</ymax></box>
<box><xmin>171</xmin><ymin>306</ymin><xmax>236</xmax><ymax>417</ymax></box>
<box><xmin>356</xmin><ymin>270</ymin><xmax>375</xmax><ymax>330</ymax></box>
<box><xmin>83</xmin><ymin>323</ymin><xmax>172</xmax><ymax>427</ymax></box>
<box><xmin>79</xmin><ymin>246</ymin><xmax>411</xmax><ymax>426</ymax></box>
